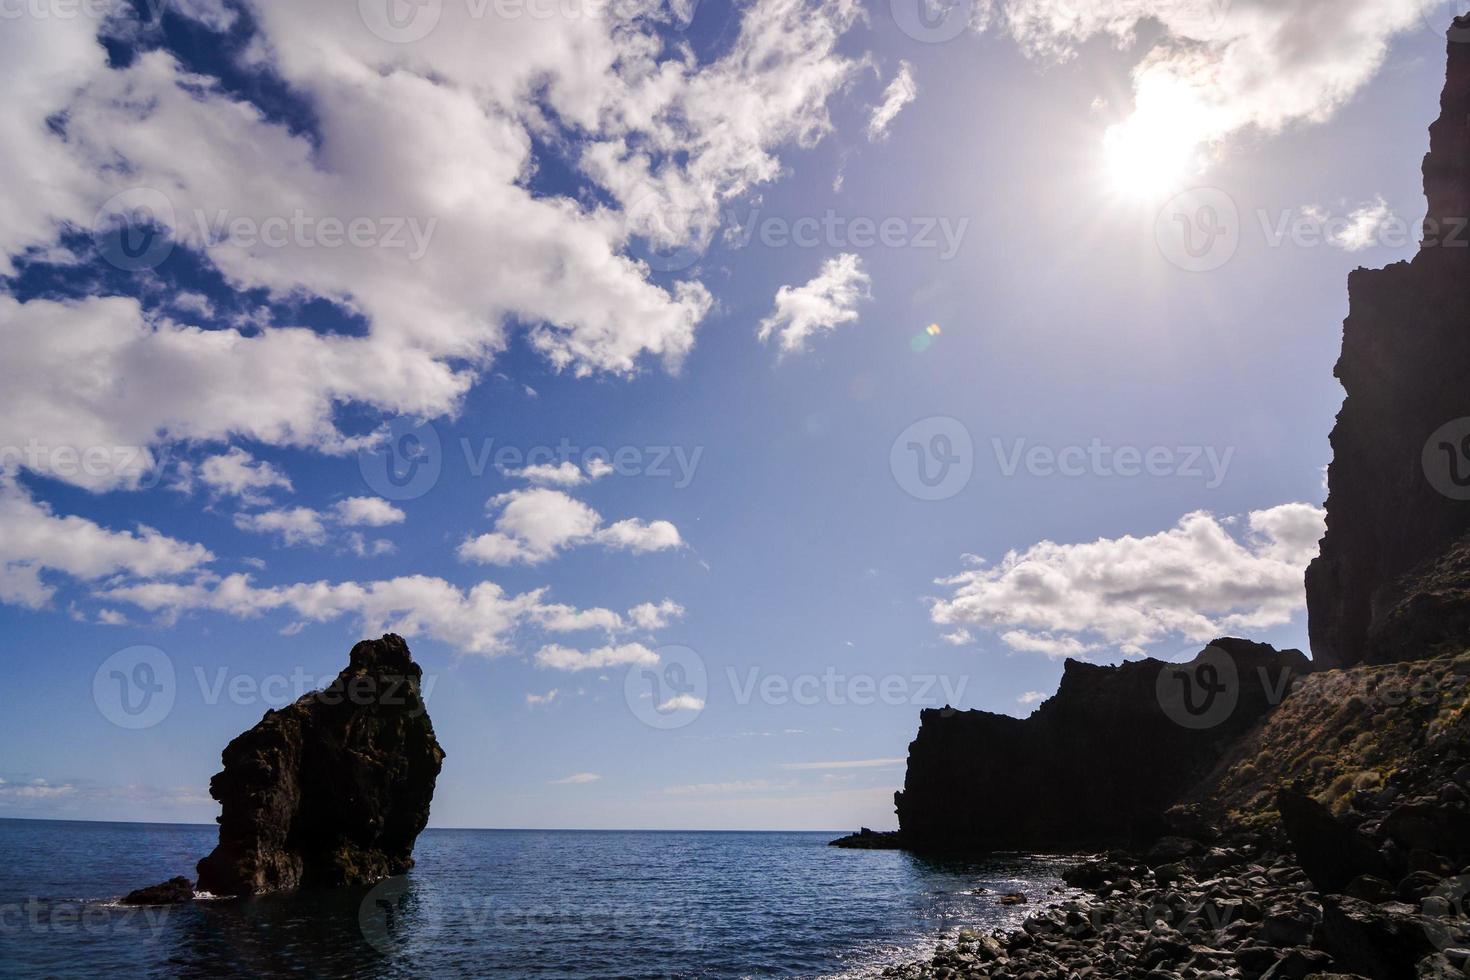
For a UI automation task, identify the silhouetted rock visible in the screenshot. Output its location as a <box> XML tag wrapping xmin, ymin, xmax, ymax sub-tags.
<box><xmin>829</xmin><ymin>828</ymin><xmax>905</xmax><ymax>848</ymax></box>
<box><xmin>121</xmin><ymin>876</ymin><xmax>193</xmax><ymax>905</ymax></box>
<box><xmin>1276</xmin><ymin>789</ymin><xmax>1389</xmax><ymax>893</ymax></box>
<box><xmin>195</xmin><ymin>634</ymin><xmax>445</xmax><ymax>896</ymax></box>
<box><xmin>1307</xmin><ymin>16</ymin><xmax>1470</xmax><ymax>668</ymax></box>
<box><xmin>894</xmin><ymin>639</ymin><xmax>1308</xmax><ymax>850</ymax></box>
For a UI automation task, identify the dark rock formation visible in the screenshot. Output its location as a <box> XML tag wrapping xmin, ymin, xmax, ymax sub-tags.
<box><xmin>893</xmin><ymin>639</ymin><xmax>1309</xmax><ymax>851</ymax></box>
<box><xmin>195</xmin><ymin>634</ymin><xmax>444</xmax><ymax>896</ymax></box>
<box><xmin>829</xmin><ymin>827</ymin><xmax>906</xmax><ymax>849</ymax></box>
<box><xmin>1307</xmin><ymin>15</ymin><xmax>1470</xmax><ymax>668</ymax></box>
<box><xmin>1276</xmin><ymin>789</ymin><xmax>1389</xmax><ymax>892</ymax></box>
<box><xmin>121</xmin><ymin>876</ymin><xmax>193</xmax><ymax>905</ymax></box>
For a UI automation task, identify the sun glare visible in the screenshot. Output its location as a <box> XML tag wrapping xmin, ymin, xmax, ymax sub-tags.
<box><xmin>1103</xmin><ymin>79</ymin><xmax>1211</xmax><ymax>200</ymax></box>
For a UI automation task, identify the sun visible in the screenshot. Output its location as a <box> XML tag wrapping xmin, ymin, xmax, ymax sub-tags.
<box><xmin>1102</xmin><ymin>79</ymin><xmax>1211</xmax><ymax>200</ymax></box>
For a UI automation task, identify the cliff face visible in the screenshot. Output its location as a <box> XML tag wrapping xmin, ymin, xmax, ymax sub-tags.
<box><xmin>195</xmin><ymin>634</ymin><xmax>445</xmax><ymax>896</ymax></box>
<box><xmin>1306</xmin><ymin>17</ymin><xmax>1470</xmax><ymax>668</ymax></box>
<box><xmin>894</xmin><ymin>639</ymin><xmax>1309</xmax><ymax>850</ymax></box>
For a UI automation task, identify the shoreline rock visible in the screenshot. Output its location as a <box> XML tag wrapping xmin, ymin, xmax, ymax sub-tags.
<box><xmin>120</xmin><ymin>876</ymin><xmax>193</xmax><ymax>906</ymax></box>
<box><xmin>829</xmin><ymin>828</ymin><xmax>907</xmax><ymax>849</ymax></box>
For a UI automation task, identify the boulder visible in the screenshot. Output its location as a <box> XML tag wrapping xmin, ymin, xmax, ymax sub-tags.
<box><xmin>121</xmin><ymin>876</ymin><xmax>193</xmax><ymax>905</ymax></box>
<box><xmin>195</xmin><ymin>635</ymin><xmax>445</xmax><ymax>896</ymax></box>
<box><xmin>1276</xmin><ymin>789</ymin><xmax>1390</xmax><ymax>893</ymax></box>
<box><xmin>1319</xmin><ymin>896</ymin><xmax>1436</xmax><ymax>980</ymax></box>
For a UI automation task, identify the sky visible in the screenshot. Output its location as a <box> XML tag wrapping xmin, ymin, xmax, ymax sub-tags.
<box><xmin>0</xmin><ymin>0</ymin><xmax>1463</xmax><ymax>830</ymax></box>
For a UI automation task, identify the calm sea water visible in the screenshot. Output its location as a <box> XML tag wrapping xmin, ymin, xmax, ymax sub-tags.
<box><xmin>0</xmin><ymin>819</ymin><xmax>1074</xmax><ymax>978</ymax></box>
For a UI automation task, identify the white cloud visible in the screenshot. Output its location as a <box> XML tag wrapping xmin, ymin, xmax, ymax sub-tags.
<box><xmin>867</xmin><ymin>61</ymin><xmax>917</xmax><ymax>141</ymax></box>
<box><xmin>197</xmin><ymin>448</ymin><xmax>293</xmax><ymax>502</ymax></box>
<box><xmin>457</xmin><ymin>488</ymin><xmax>681</xmax><ymax>565</ymax></box>
<box><xmin>596</xmin><ymin>518</ymin><xmax>684</xmax><ymax>553</ymax></box>
<box><xmin>98</xmin><ymin>572</ymin><xmax>573</xmax><ymax>656</ymax></box>
<box><xmin>1017</xmin><ymin>691</ymin><xmax>1047</xmax><ymax>706</ymax></box>
<box><xmin>333</xmin><ymin>497</ymin><xmax>407</xmax><ymax>527</ymax></box>
<box><xmin>526</xmin><ymin>689</ymin><xmax>560</xmax><ymax>707</ymax></box>
<box><xmin>930</xmin><ymin>502</ymin><xmax>1326</xmax><ymax>658</ymax></box>
<box><xmin>1304</xmin><ymin>196</ymin><xmax>1395</xmax><ymax>251</ymax></box>
<box><xmin>534</xmin><ymin>642</ymin><xmax>660</xmax><ymax>672</ymax></box>
<box><xmin>995</xmin><ymin>0</ymin><xmax>1439</xmax><ymax>182</ymax></box>
<box><xmin>940</xmin><ymin>628</ymin><xmax>973</xmax><ymax>646</ymax></box>
<box><xmin>504</xmin><ymin>461</ymin><xmax>595</xmax><ymax>487</ymax></box>
<box><xmin>758</xmin><ymin>253</ymin><xmax>871</xmax><ymax>356</ymax></box>
<box><xmin>549</xmin><ymin>772</ymin><xmax>602</xmax><ymax>785</ymax></box>
<box><xmin>628</xmin><ymin>599</ymin><xmax>685</xmax><ymax>631</ymax></box>
<box><xmin>0</xmin><ymin>0</ymin><xmax>869</xmax><ymax>495</ymax></box>
<box><xmin>0</xmin><ymin>479</ymin><xmax>212</xmax><ymax>609</ymax></box>
<box><xmin>658</xmin><ymin>693</ymin><xmax>706</xmax><ymax>711</ymax></box>
<box><xmin>233</xmin><ymin>507</ymin><xmax>328</xmax><ymax>547</ymax></box>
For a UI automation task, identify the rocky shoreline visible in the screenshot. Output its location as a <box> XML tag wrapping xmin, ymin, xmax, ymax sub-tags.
<box><xmin>882</xmin><ymin>765</ymin><xmax>1470</xmax><ymax>980</ymax></box>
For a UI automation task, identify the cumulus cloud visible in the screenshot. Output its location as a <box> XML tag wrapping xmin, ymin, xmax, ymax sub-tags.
<box><xmin>1017</xmin><ymin>691</ymin><xmax>1047</xmax><ymax>706</ymax></box>
<box><xmin>867</xmin><ymin>61</ymin><xmax>917</xmax><ymax>141</ymax></box>
<box><xmin>197</xmin><ymin>448</ymin><xmax>293</xmax><ymax>502</ymax></box>
<box><xmin>930</xmin><ymin>502</ymin><xmax>1326</xmax><ymax>658</ymax></box>
<box><xmin>457</xmin><ymin>488</ymin><xmax>681</xmax><ymax>565</ymax></box>
<box><xmin>333</xmin><ymin>497</ymin><xmax>407</xmax><ymax>527</ymax></box>
<box><xmin>0</xmin><ymin>479</ymin><xmax>212</xmax><ymax>609</ymax></box>
<box><xmin>534</xmin><ymin>642</ymin><xmax>660</xmax><ymax>672</ymax></box>
<box><xmin>233</xmin><ymin>507</ymin><xmax>328</xmax><ymax>547</ymax></box>
<box><xmin>757</xmin><ymin>253</ymin><xmax>871</xmax><ymax>356</ymax></box>
<box><xmin>0</xmin><ymin>0</ymin><xmax>868</xmax><ymax>493</ymax></box>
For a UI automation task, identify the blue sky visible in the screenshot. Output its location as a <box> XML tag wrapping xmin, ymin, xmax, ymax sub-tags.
<box><xmin>0</xmin><ymin>0</ymin><xmax>1461</xmax><ymax>829</ymax></box>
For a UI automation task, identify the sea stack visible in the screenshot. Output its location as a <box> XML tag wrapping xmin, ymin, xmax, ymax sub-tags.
<box><xmin>1306</xmin><ymin>14</ymin><xmax>1470</xmax><ymax>668</ymax></box>
<box><xmin>195</xmin><ymin>634</ymin><xmax>445</xmax><ymax>896</ymax></box>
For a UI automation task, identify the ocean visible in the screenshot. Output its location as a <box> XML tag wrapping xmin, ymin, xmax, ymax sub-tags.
<box><xmin>0</xmin><ymin>819</ymin><xmax>1074</xmax><ymax>978</ymax></box>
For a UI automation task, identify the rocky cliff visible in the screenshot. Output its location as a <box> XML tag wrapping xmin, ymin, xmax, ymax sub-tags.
<box><xmin>893</xmin><ymin>639</ymin><xmax>1309</xmax><ymax>850</ymax></box>
<box><xmin>1306</xmin><ymin>16</ymin><xmax>1470</xmax><ymax>668</ymax></box>
<box><xmin>194</xmin><ymin>634</ymin><xmax>445</xmax><ymax>896</ymax></box>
